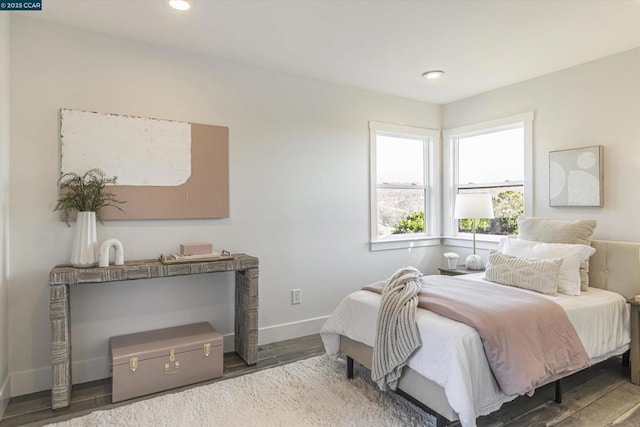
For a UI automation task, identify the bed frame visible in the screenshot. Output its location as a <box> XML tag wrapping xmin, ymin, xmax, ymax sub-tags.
<box><xmin>340</xmin><ymin>240</ymin><xmax>640</xmax><ymax>427</ymax></box>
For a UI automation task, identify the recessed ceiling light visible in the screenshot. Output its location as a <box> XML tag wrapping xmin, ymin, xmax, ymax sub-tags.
<box><xmin>169</xmin><ymin>0</ymin><xmax>190</xmax><ymax>11</ymax></box>
<box><xmin>422</xmin><ymin>70</ymin><xmax>444</xmax><ymax>79</ymax></box>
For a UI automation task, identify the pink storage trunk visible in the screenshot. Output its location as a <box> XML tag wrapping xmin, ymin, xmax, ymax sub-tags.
<box><xmin>110</xmin><ymin>322</ymin><xmax>223</xmax><ymax>403</ymax></box>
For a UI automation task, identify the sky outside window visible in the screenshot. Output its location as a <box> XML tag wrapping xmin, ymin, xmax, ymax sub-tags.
<box><xmin>458</xmin><ymin>127</ymin><xmax>524</xmax><ymax>185</ymax></box>
<box><xmin>376</xmin><ymin>135</ymin><xmax>424</xmax><ymax>185</ymax></box>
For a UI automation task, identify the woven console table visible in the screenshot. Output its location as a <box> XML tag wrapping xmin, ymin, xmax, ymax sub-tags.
<box><xmin>49</xmin><ymin>253</ymin><xmax>259</xmax><ymax>410</ymax></box>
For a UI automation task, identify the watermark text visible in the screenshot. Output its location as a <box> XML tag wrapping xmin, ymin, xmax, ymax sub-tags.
<box><xmin>0</xmin><ymin>2</ymin><xmax>42</xmax><ymax>11</ymax></box>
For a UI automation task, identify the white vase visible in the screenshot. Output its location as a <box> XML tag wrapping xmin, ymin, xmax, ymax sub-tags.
<box><xmin>71</xmin><ymin>211</ymin><xmax>98</xmax><ymax>268</ymax></box>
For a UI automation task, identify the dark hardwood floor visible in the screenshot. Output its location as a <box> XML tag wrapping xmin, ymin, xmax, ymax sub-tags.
<box><xmin>474</xmin><ymin>356</ymin><xmax>640</xmax><ymax>426</ymax></box>
<box><xmin>1</xmin><ymin>334</ymin><xmax>639</xmax><ymax>426</ymax></box>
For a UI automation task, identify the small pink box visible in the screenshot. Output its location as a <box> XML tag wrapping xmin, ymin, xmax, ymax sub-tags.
<box><xmin>180</xmin><ymin>242</ymin><xmax>213</xmax><ymax>256</ymax></box>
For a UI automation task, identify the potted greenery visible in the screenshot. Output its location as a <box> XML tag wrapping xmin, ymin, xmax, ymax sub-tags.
<box><xmin>54</xmin><ymin>168</ymin><xmax>125</xmax><ymax>267</ymax></box>
<box><xmin>54</xmin><ymin>168</ymin><xmax>125</xmax><ymax>224</ymax></box>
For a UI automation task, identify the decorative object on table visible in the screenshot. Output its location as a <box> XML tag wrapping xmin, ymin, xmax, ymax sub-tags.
<box><xmin>549</xmin><ymin>145</ymin><xmax>603</xmax><ymax>207</ymax></box>
<box><xmin>53</xmin><ymin>168</ymin><xmax>125</xmax><ymax>267</ymax></box>
<box><xmin>454</xmin><ymin>193</ymin><xmax>495</xmax><ymax>270</ymax></box>
<box><xmin>69</xmin><ymin>211</ymin><xmax>98</xmax><ymax>268</ymax></box>
<box><xmin>180</xmin><ymin>242</ymin><xmax>213</xmax><ymax>256</ymax></box>
<box><xmin>99</xmin><ymin>238</ymin><xmax>124</xmax><ymax>268</ymax></box>
<box><xmin>443</xmin><ymin>252</ymin><xmax>460</xmax><ymax>269</ymax></box>
<box><xmin>160</xmin><ymin>250</ymin><xmax>233</xmax><ymax>264</ymax></box>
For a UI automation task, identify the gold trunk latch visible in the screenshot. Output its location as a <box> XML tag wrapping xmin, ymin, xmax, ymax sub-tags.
<box><xmin>129</xmin><ymin>357</ymin><xmax>138</xmax><ymax>372</ymax></box>
<box><xmin>169</xmin><ymin>348</ymin><xmax>176</xmax><ymax>362</ymax></box>
<box><xmin>204</xmin><ymin>343</ymin><xmax>211</xmax><ymax>357</ymax></box>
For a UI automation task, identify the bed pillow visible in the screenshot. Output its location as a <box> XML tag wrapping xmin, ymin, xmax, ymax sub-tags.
<box><xmin>484</xmin><ymin>251</ymin><xmax>562</xmax><ymax>295</ymax></box>
<box><xmin>499</xmin><ymin>238</ymin><xmax>596</xmax><ymax>296</ymax></box>
<box><xmin>517</xmin><ymin>217</ymin><xmax>596</xmax><ymax>291</ymax></box>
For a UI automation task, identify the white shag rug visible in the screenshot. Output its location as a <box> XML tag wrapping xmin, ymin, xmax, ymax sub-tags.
<box><xmin>47</xmin><ymin>355</ymin><xmax>436</xmax><ymax>427</ymax></box>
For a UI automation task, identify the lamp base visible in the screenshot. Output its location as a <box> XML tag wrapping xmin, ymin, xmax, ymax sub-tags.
<box><xmin>464</xmin><ymin>254</ymin><xmax>484</xmax><ymax>270</ymax></box>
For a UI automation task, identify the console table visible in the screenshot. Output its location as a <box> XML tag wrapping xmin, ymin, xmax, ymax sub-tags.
<box><xmin>49</xmin><ymin>253</ymin><xmax>259</xmax><ymax>410</ymax></box>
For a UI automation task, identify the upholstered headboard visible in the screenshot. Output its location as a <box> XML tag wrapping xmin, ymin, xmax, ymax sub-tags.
<box><xmin>589</xmin><ymin>240</ymin><xmax>640</xmax><ymax>299</ymax></box>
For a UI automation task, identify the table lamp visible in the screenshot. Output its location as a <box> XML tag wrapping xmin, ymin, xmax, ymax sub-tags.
<box><xmin>454</xmin><ymin>193</ymin><xmax>495</xmax><ymax>270</ymax></box>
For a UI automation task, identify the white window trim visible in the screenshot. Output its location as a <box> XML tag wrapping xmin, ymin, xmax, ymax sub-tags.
<box><xmin>369</xmin><ymin>121</ymin><xmax>441</xmax><ymax>251</ymax></box>
<box><xmin>442</xmin><ymin>112</ymin><xmax>534</xmax><ymax>246</ymax></box>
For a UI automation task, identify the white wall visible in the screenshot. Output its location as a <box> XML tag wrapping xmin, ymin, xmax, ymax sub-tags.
<box><xmin>8</xmin><ymin>17</ymin><xmax>442</xmax><ymax>396</ymax></box>
<box><xmin>0</xmin><ymin>13</ymin><xmax>10</xmax><ymax>418</ymax></box>
<box><xmin>442</xmin><ymin>48</ymin><xmax>640</xmax><ymax>261</ymax></box>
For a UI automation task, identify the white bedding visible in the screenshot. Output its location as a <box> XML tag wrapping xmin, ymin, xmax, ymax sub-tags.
<box><xmin>320</xmin><ymin>273</ymin><xmax>630</xmax><ymax>427</ymax></box>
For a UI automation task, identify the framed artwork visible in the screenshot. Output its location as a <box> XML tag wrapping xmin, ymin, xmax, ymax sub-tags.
<box><xmin>549</xmin><ymin>145</ymin><xmax>603</xmax><ymax>207</ymax></box>
<box><xmin>60</xmin><ymin>109</ymin><xmax>229</xmax><ymax>220</ymax></box>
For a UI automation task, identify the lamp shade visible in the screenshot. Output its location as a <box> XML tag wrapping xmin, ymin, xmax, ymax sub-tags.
<box><xmin>454</xmin><ymin>193</ymin><xmax>495</xmax><ymax>219</ymax></box>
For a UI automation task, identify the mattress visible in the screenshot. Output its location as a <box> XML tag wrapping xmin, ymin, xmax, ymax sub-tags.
<box><xmin>320</xmin><ymin>273</ymin><xmax>630</xmax><ymax>427</ymax></box>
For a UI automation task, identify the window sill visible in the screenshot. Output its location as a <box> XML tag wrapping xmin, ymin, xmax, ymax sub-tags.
<box><xmin>442</xmin><ymin>235</ymin><xmax>502</xmax><ymax>250</ymax></box>
<box><xmin>370</xmin><ymin>236</ymin><xmax>441</xmax><ymax>251</ymax></box>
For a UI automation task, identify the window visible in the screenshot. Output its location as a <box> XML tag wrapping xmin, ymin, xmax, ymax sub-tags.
<box><xmin>443</xmin><ymin>113</ymin><xmax>533</xmax><ymax>239</ymax></box>
<box><xmin>370</xmin><ymin>121</ymin><xmax>440</xmax><ymax>250</ymax></box>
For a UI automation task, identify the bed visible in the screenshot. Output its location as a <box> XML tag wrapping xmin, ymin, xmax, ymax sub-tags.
<box><xmin>320</xmin><ymin>239</ymin><xmax>640</xmax><ymax>427</ymax></box>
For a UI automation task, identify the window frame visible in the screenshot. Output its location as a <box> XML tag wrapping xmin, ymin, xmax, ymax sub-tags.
<box><xmin>369</xmin><ymin>121</ymin><xmax>440</xmax><ymax>251</ymax></box>
<box><xmin>442</xmin><ymin>112</ymin><xmax>534</xmax><ymax>245</ymax></box>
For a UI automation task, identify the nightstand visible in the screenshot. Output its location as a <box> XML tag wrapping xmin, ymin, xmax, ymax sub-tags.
<box><xmin>627</xmin><ymin>299</ymin><xmax>640</xmax><ymax>385</ymax></box>
<box><xmin>437</xmin><ymin>266</ymin><xmax>484</xmax><ymax>276</ymax></box>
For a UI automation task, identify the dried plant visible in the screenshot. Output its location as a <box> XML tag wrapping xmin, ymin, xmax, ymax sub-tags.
<box><xmin>54</xmin><ymin>168</ymin><xmax>125</xmax><ymax>225</ymax></box>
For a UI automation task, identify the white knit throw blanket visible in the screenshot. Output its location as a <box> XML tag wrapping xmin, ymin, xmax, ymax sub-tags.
<box><xmin>371</xmin><ymin>266</ymin><xmax>423</xmax><ymax>391</ymax></box>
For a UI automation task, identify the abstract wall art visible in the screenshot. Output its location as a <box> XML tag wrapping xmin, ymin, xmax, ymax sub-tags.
<box><xmin>549</xmin><ymin>145</ymin><xmax>603</xmax><ymax>207</ymax></box>
<box><xmin>60</xmin><ymin>109</ymin><xmax>229</xmax><ymax>220</ymax></box>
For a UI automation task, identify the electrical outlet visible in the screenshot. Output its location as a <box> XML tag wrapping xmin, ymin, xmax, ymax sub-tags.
<box><xmin>291</xmin><ymin>289</ymin><xmax>301</xmax><ymax>305</ymax></box>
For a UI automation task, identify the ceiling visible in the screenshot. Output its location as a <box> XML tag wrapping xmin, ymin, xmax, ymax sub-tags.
<box><xmin>23</xmin><ymin>0</ymin><xmax>640</xmax><ymax>104</ymax></box>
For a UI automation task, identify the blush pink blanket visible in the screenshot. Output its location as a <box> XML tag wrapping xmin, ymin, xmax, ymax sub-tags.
<box><xmin>363</xmin><ymin>274</ymin><xmax>590</xmax><ymax>396</ymax></box>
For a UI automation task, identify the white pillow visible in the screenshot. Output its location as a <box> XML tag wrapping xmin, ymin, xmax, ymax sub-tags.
<box><xmin>517</xmin><ymin>217</ymin><xmax>596</xmax><ymax>291</ymax></box>
<box><xmin>499</xmin><ymin>238</ymin><xmax>596</xmax><ymax>296</ymax></box>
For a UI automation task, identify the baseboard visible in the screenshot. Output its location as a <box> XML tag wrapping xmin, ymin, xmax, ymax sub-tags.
<box><xmin>9</xmin><ymin>365</ymin><xmax>50</xmax><ymax>397</ymax></box>
<box><xmin>0</xmin><ymin>374</ymin><xmax>9</xmax><ymax>419</ymax></box>
<box><xmin>9</xmin><ymin>317</ymin><xmax>329</xmax><ymax>397</ymax></box>
<box><xmin>70</xmin><ymin>355</ymin><xmax>112</xmax><ymax>384</ymax></box>
<box><xmin>10</xmin><ymin>355</ymin><xmax>112</xmax><ymax>397</ymax></box>
<box><xmin>258</xmin><ymin>315</ymin><xmax>329</xmax><ymax>345</ymax></box>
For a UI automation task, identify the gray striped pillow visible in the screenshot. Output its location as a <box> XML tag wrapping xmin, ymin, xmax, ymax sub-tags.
<box><xmin>484</xmin><ymin>251</ymin><xmax>563</xmax><ymax>295</ymax></box>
